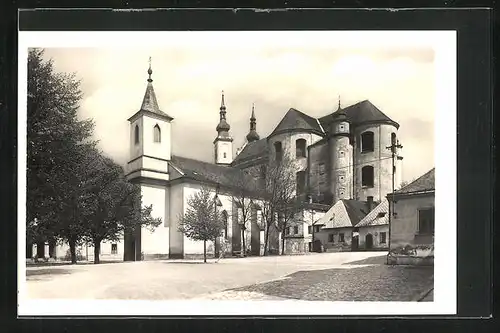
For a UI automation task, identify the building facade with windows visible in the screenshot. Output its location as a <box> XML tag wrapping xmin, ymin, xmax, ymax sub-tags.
<box><xmin>27</xmin><ymin>63</ymin><xmax>405</xmax><ymax>261</ymax></box>
<box><xmin>387</xmin><ymin>168</ymin><xmax>435</xmax><ymax>265</ymax></box>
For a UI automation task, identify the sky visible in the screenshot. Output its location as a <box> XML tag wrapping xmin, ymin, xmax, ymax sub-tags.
<box><xmin>41</xmin><ymin>35</ymin><xmax>436</xmax><ymax>182</ymax></box>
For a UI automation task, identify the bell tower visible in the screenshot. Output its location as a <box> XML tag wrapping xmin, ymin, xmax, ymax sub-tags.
<box><xmin>124</xmin><ymin>58</ymin><xmax>173</xmax><ymax>261</ymax></box>
<box><xmin>127</xmin><ymin>58</ymin><xmax>173</xmax><ymax>181</ymax></box>
<box><xmin>214</xmin><ymin>90</ymin><xmax>233</xmax><ymax>165</ymax></box>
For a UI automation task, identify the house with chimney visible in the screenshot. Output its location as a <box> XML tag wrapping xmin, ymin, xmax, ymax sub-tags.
<box><xmin>387</xmin><ymin>168</ymin><xmax>435</xmax><ymax>265</ymax></box>
<box><xmin>313</xmin><ymin>198</ymin><xmax>378</xmax><ymax>252</ymax></box>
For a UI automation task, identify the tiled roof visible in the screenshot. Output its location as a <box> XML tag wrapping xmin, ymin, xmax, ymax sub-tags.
<box><xmin>170</xmin><ymin>155</ymin><xmax>257</xmax><ymax>192</ymax></box>
<box><xmin>128</xmin><ymin>80</ymin><xmax>173</xmax><ymax>121</ymax></box>
<box><xmin>355</xmin><ymin>198</ymin><xmax>389</xmax><ymax>227</ymax></box>
<box><xmin>269</xmin><ymin>108</ymin><xmax>324</xmax><ymax>137</ymax></box>
<box><xmin>393</xmin><ymin>168</ymin><xmax>435</xmax><ymax>195</ymax></box>
<box><xmin>342</xmin><ymin>199</ymin><xmax>371</xmax><ymax>226</ymax></box>
<box><xmin>318</xmin><ymin>100</ymin><xmax>398</xmax><ymax>132</ymax></box>
<box><xmin>231</xmin><ymin>138</ymin><xmax>269</xmax><ymax>166</ymax></box>
<box><xmin>315</xmin><ymin>199</ymin><xmax>370</xmax><ymax>229</ymax></box>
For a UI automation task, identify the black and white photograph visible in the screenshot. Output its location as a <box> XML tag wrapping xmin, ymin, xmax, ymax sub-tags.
<box><xmin>17</xmin><ymin>29</ymin><xmax>457</xmax><ymax>316</ymax></box>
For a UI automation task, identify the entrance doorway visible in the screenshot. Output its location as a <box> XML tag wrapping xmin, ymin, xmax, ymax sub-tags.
<box><xmin>365</xmin><ymin>234</ymin><xmax>373</xmax><ymax>249</ymax></box>
<box><xmin>351</xmin><ymin>236</ymin><xmax>359</xmax><ymax>251</ymax></box>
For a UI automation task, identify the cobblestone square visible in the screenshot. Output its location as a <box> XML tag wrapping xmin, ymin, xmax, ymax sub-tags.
<box><xmin>25</xmin><ymin>252</ymin><xmax>433</xmax><ymax>302</ymax></box>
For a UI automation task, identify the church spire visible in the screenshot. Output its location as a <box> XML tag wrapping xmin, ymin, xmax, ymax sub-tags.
<box><xmin>216</xmin><ymin>90</ymin><xmax>230</xmax><ymax>134</ymax></box>
<box><xmin>246</xmin><ymin>102</ymin><xmax>260</xmax><ymax>143</ymax></box>
<box><xmin>337</xmin><ymin>95</ymin><xmax>341</xmax><ymax>110</ymax></box>
<box><xmin>140</xmin><ymin>57</ymin><xmax>163</xmax><ymax>115</ymax></box>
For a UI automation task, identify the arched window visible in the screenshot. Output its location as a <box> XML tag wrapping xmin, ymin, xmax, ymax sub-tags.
<box><xmin>295</xmin><ymin>139</ymin><xmax>307</xmax><ymax>158</ymax></box>
<box><xmin>362</xmin><ymin>165</ymin><xmax>374</xmax><ymax>187</ymax></box>
<box><xmin>222</xmin><ymin>210</ymin><xmax>228</xmax><ymax>239</ymax></box>
<box><xmin>153</xmin><ymin>124</ymin><xmax>161</xmax><ymax>143</ymax></box>
<box><xmin>274</xmin><ymin>141</ymin><xmax>282</xmax><ymax>162</ymax></box>
<box><xmin>361</xmin><ymin>131</ymin><xmax>374</xmax><ymax>152</ymax></box>
<box><xmin>296</xmin><ymin>171</ymin><xmax>306</xmax><ymax>195</ymax></box>
<box><xmin>134</xmin><ymin>125</ymin><xmax>140</xmax><ymax>145</ymax></box>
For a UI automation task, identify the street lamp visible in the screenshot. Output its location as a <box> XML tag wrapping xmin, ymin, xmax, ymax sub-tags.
<box><xmin>214</xmin><ymin>183</ymin><xmax>220</xmax><ymax>258</ymax></box>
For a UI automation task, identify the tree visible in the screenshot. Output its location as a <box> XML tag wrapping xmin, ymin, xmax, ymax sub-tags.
<box><xmin>79</xmin><ymin>151</ymin><xmax>162</xmax><ymax>264</ymax></box>
<box><xmin>178</xmin><ymin>186</ymin><xmax>225</xmax><ymax>263</ymax></box>
<box><xmin>229</xmin><ymin>170</ymin><xmax>259</xmax><ymax>256</ymax></box>
<box><xmin>26</xmin><ymin>48</ymin><xmax>95</xmax><ymax>262</ymax></box>
<box><xmin>256</xmin><ymin>152</ymin><xmax>298</xmax><ymax>256</ymax></box>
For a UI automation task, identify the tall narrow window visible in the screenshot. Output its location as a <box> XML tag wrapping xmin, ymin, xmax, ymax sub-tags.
<box><xmin>111</xmin><ymin>244</ymin><xmax>118</xmax><ymax>254</ymax></box>
<box><xmin>319</xmin><ymin>163</ymin><xmax>326</xmax><ymax>175</ymax></box>
<box><xmin>418</xmin><ymin>208</ymin><xmax>435</xmax><ymax>235</ymax></box>
<box><xmin>361</xmin><ymin>165</ymin><xmax>374</xmax><ymax>187</ymax></box>
<box><xmin>296</xmin><ymin>139</ymin><xmax>307</xmax><ymax>158</ymax></box>
<box><xmin>361</xmin><ymin>131</ymin><xmax>374</xmax><ymax>152</ymax></box>
<box><xmin>153</xmin><ymin>124</ymin><xmax>161</xmax><ymax>143</ymax></box>
<box><xmin>391</xmin><ymin>132</ymin><xmax>397</xmax><ymax>145</ymax></box>
<box><xmin>223</xmin><ymin>152</ymin><xmax>227</xmax><ymax>158</ymax></box>
<box><xmin>274</xmin><ymin>141</ymin><xmax>282</xmax><ymax>162</ymax></box>
<box><xmin>134</xmin><ymin>125</ymin><xmax>140</xmax><ymax>145</ymax></box>
<box><xmin>296</xmin><ymin>171</ymin><xmax>306</xmax><ymax>195</ymax></box>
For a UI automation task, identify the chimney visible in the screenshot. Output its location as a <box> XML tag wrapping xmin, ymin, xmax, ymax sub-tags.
<box><xmin>367</xmin><ymin>196</ymin><xmax>374</xmax><ymax>212</ymax></box>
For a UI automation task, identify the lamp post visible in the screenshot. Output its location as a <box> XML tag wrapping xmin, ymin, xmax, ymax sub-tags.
<box><xmin>309</xmin><ymin>195</ymin><xmax>316</xmax><ymax>253</ymax></box>
<box><xmin>214</xmin><ymin>183</ymin><xmax>220</xmax><ymax>258</ymax></box>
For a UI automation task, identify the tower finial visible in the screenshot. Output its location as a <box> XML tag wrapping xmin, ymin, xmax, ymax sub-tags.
<box><xmin>221</xmin><ymin>90</ymin><xmax>225</xmax><ymax>108</ymax></box>
<box><xmin>147</xmin><ymin>56</ymin><xmax>153</xmax><ymax>82</ymax></box>
<box><xmin>338</xmin><ymin>95</ymin><xmax>341</xmax><ymax>110</ymax></box>
<box><xmin>251</xmin><ymin>102</ymin><xmax>255</xmax><ymax>119</ymax></box>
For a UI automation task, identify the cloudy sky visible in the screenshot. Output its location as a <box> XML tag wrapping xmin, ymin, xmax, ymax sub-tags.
<box><xmin>41</xmin><ymin>33</ymin><xmax>436</xmax><ymax>182</ymax></box>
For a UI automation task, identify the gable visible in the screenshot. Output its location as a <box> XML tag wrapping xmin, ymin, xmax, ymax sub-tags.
<box><xmin>355</xmin><ymin>199</ymin><xmax>389</xmax><ymax>227</ymax></box>
<box><xmin>315</xmin><ymin>200</ymin><xmax>352</xmax><ymax>229</ymax></box>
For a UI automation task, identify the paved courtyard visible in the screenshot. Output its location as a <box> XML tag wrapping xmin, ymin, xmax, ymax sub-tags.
<box><xmin>25</xmin><ymin>252</ymin><xmax>433</xmax><ymax>301</ymax></box>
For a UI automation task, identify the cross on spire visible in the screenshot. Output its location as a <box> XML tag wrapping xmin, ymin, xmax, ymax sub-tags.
<box><xmin>147</xmin><ymin>56</ymin><xmax>153</xmax><ymax>82</ymax></box>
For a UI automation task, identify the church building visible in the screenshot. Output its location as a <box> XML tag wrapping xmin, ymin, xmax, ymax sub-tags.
<box><xmin>120</xmin><ymin>62</ymin><xmax>404</xmax><ymax>260</ymax></box>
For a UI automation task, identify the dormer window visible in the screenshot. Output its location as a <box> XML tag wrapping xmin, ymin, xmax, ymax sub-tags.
<box><xmin>153</xmin><ymin>124</ymin><xmax>161</xmax><ymax>143</ymax></box>
<box><xmin>134</xmin><ymin>125</ymin><xmax>140</xmax><ymax>145</ymax></box>
<box><xmin>377</xmin><ymin>212</ymin><xmax>387</xmax><ymax>218</ymax></box>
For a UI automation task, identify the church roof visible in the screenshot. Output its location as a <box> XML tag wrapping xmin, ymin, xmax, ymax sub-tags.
<box><xmin>269</xmin><ymin>108</ymin><xmax>324</xmax><ymax>137</ymax></box>
<box><xmin>170</xmin><ymin>155</ymin><xmax>258</xmax><ymax>193</ymax></box>
<box><xmin>231</xmin><ymin>138</ymin><xmax>269</xmax><ymax>166</ymax></box>
<box><xmin>392</xmin><ymin>168</ymin><xmax>435</xmax><ymax>196</ymax></box>
<box><xmin>318</xmin><ymin>100</ymin><xmax>398</xmax><ymax>132</ymax></box>
<box><xmin>355</xmin><ymin>199</ymin><xmax>389</xmax><ymax>227</ymax></box>
<box><xmin>128</xmin><ymin>66</ymin><xmax>173</xmax><ymax>122</ymax></box>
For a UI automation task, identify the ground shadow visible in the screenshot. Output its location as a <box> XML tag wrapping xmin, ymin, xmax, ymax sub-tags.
<box><xmin>27</xmin><ymin>260</ymin><xmax>123</xmax><ymax>267</ymax></box>
<box><xmin>162</xmin><ymin>261</ymin><xmax>218</xmax><ymax>265</ymax></box>
<box><xmin>231</xmin><ymin>265</ymin><xmax>434</xmax><ymax>302</ymax></box>
<box><xmin>342</xmin><ymin>255</ymin><xmax>387</xmax><ymax>265</ymax></box>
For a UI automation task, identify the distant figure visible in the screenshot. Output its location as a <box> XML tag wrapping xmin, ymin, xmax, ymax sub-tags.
<box><xmin>216</xmin><ymin>238</ymin><xmax>228</xmax><ymax>263</ymax></box>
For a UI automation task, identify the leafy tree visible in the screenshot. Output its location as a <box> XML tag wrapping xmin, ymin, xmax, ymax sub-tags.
<box><xmin>26</xmin><ymin>48</ymin><xmax>95</xmax><ymax>262</ymax></box>
<box><xmin>178</xmin><ymin>186</ymin><xmax>225</xmax><ymax>263</ymax></box>
<box><xmin>80</xmin><ymin>150</ymin><xmax>162</xmax><ymax>264</ymax></box>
